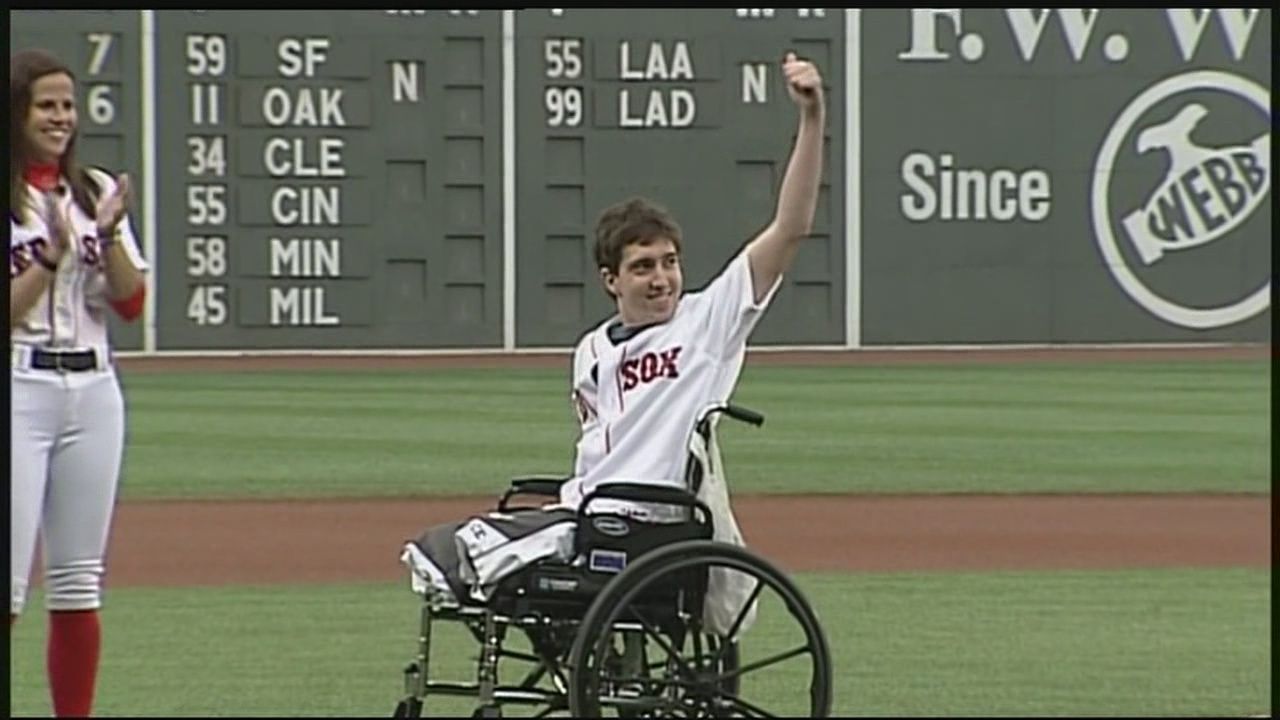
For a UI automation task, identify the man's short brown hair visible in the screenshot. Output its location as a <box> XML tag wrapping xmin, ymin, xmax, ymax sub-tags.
<box><xmin>593</xmin><ymin>197</ymin><xmax>683</xmax><ymax>275</ymax></box>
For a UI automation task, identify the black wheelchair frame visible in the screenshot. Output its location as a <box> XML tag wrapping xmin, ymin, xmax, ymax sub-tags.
<box><xmin>393</xmin><ymin>403</ymin><xmax>832</xmax><ymax>718</ymax></box>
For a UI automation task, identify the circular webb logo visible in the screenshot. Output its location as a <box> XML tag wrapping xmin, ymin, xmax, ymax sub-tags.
<box><xmin>1092</xmin><ymin>70</ymin><xmax>1270</xmax><ymax>329</ymax></box>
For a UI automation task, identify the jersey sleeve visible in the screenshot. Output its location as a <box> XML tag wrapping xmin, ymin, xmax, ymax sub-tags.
<box><xmin>691</xmin><ymin>251</ymin><xmax>782</xmax><ymax>359</ymax></box>
<box><xmin>570</xmin><ymin>327</ymin><xmax>602</xmax><ymax>424</ymax></box>
<box><xmin>108</xmin><ymin>212</ymin><xmax>148</xmax><ymax>272</ymax></box>
<box><xmin>10</xmin><ymin>217</ymin><xmax>32</xmax><ymax>278</ymax></box>
<box><xmin>10</xmin><ymin>187</ymin><xmax>41</xmax><ymax>249</ymax></box>
<box><xmin>85</xmin><ymin>167</ymin><xmax>149</xmax><ymax>272</ymax></box>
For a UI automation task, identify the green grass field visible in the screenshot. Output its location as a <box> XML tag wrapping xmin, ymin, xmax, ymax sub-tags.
<box><xmin>115</xmin><ymin>359</ymin><xmax>1270</xmax><ymax>499</ymax></box>
<box><xmin>8</xmin><ymin>569</ymin><xmax>1269</xmax><ymax>717</ymax></box>
<box><xmin>9</xmin><ymin>358</ymin><xmax>1269</xmax><ymax>717</ymax></box>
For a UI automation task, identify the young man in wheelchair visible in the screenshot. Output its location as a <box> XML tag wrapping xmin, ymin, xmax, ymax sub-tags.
<box><xmin>409</xmin><ymin>50</ymin><xmax>824</xmax><ymax>597</ymax></box>
<box><xmin>403</xmin><ymin>52</ymin><xmax>825</xmax><ymax>607</ymax></box>
<box><xmin>396</xmin><ymin>54</ymin><xmax>830</xmax><ymax>718</ymax></box>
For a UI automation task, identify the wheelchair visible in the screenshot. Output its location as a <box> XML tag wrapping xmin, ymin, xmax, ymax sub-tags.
<box><xmin>392</xmin><ymin>403</ymin><xmax>833</xmax><ymax>718</ymax></box>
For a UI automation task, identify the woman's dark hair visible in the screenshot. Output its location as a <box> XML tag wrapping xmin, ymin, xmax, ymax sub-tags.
<box><xmin>10</xmin><ymin>48</ymin><xmax>104</xmax><ymax>225</ymax></box>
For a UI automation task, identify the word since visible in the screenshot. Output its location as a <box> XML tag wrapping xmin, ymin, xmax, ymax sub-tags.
<box><xmin>900</xmin><ymin>152</ymin><xmax>1052</xmax><ymax>222</ymax></box>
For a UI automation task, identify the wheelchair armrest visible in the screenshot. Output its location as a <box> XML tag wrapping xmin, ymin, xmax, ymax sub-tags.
<box><xmin>510</xmin><ymin>475</ymin><xmax>569</xmax><ymax>494</ymax></box>
<box><xmin>580</xmin><ymin>482</ymin><xmax>712</xmax><ymax>525</ymax></box>
<box><xmin>498</xmin><ymin>475</ymin><xmax>568</xmax><ymax>511</ymax></box>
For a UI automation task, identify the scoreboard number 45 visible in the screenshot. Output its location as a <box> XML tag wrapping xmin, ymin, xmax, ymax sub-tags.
<box><xmin>186</xmin><ymin>235</ymin><xmax>228</xmax><ymax>326</ymax></box>
<box><xmin>186</xmin><ymin>285</ymin><xmax>228</xmax><ymax>326</ymax></box>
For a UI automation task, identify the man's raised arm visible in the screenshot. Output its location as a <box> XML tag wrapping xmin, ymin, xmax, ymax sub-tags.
<box><xmin>745</xmin><ymin>52</ymin><xmax>827</xmax><ymax>304</ymax></box>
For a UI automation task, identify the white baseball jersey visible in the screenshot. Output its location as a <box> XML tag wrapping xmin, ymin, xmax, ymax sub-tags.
<box><xmin>8</xmin><ymin>168</ymin><xmax>148</xmax><ymax>352</ymax></box>
<box><xmin>559</xmin><ymin>251</ymin><xmax>781</xmax><ymax>518</ymax></box>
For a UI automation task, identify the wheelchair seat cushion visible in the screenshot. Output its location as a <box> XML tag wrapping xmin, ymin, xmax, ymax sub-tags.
<box><xmin>401</xmin><ymin>506</ymin><xmax>713</xmax><ymax>609</ymax></box>
<box><xmin>401</xmin><ymin>507</ymin><xmax>577</xmax><ymax>604</ymax></box>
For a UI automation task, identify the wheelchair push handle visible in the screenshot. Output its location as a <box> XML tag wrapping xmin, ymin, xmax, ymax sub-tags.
<box><xmin>579</xmin><ymin>482</ymin><xmax>713</xmax><ymax>525</ymax></box>
<box><xmin>695</xmin><ymin>402</ymin><xmax>765</xmax><ymax>434</ymax></box>
<box><xmin>722</xmin><ymin>403</ymin><xmax>764</xmax><ymax>427</ymax></box>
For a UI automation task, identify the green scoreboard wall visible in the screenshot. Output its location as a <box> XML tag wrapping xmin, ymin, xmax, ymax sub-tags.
<box><xmin>514</xmin><ymin>9</ymin><xmax>845</xmax><ymax>346</ymax></box>
<box><xmin>11</xmin><ymin>10</ymin><xmax>1269</xmax><ymax>350</ymax></box>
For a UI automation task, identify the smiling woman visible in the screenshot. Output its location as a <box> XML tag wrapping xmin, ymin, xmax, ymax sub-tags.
<box><xmin>8</xmin><ymin>46</ymin><xmax>151</xmax><ymax>719</ymax></box>
<box><xmin>25</xmin><ymin>73</ymin><xmax>77</xmax><ymax>160</ymax></box>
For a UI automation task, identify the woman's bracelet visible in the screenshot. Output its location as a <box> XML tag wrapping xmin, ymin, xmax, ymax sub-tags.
<box><xmin>97</xmin><ymin>229</ymin><xmax>118</xmax><ymax>249</ymax></box>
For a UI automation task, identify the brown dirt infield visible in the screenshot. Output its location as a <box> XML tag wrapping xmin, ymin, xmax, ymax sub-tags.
<box><xmin>100</xmin><ymin>494</ymin><xmax>1269</xmax><ymax>588</ymax></box>
<box><xmin>98</xmin><ymin>346</ymin><xmax>1269</xmax><ymax>588</ymax></box>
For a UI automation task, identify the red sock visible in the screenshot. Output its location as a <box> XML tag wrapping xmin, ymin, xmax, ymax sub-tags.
<box><xmin>47</xmin><ymin>609</ymin><xmax>101</xmax><ymax>717</ymax></box>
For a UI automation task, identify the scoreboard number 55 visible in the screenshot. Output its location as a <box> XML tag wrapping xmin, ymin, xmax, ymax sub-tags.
<box><xmin>544</xmin><ymin>37</ymin><xmax>584</xmax><ymax>128</ymax></box>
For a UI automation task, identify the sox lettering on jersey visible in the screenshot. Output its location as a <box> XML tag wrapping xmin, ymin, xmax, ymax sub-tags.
<box><xmin>8</xmin><ymin>235</ymin><xmax>105</xmax><ymax>276</ymax></box>
<box><xmin>9</xmin><ymin>237</ymin><xmax>49</xmax><ymax>276</ymax></box>
<box><xmin>620</xmin><ymin>346</ymin><xmax>682</xmax><ymax>392</ymax></box>
<box><xmin>79</xmin><ymin>235</ymin><xmax>104</xmax><ymax>266</ymax></box>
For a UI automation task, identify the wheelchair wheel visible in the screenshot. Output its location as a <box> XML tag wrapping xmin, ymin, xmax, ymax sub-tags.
<box><xmin>391</xmin><ymin>697</ymin><xmax>422</xmax><ymax>718</ymax></box>
<box><xmin>568</xmin><ymin>540</ymin><xmax>831</xmax><ymax>717</ymax></box>
<box><xmin>606</xmin><ymin>631</ymin><xmax>740</xmax><ymax>719</ymax></box>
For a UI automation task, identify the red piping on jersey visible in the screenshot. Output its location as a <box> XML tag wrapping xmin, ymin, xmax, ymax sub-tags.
<box><xmin>23</xmin><ymin>162</ymin><xmax>60</xmax><ymax>192</ymax></box>
<box><xmin>27</xmin><ymin>163</ymin><xmax>62</xmax><ymax>344</ymax></box>
<box><xmin>109</xmin><ymin>283</ymin><xmax>145</xmax><ymax>322</ymax></box>
<box><xmin>73</xmin><ymin>260</ymin><xmax>81</xmax><ymax>342</ymax></box>
<box><xmin>24</xmin><ymin>164</ymin><xmax>63</xmax><ymax>344</ymax></box>
<box><xmin>45</xmin><ymin>280</ymin><xmax>57</xmax><ymax>343</ymax></box>
<box><xmin>614</xmin><ymin>346</ymin><xmax>627</xmax><ymax>413</ymax></box>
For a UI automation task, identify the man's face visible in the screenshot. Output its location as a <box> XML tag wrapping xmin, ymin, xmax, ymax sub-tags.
<box><xmin>603</xmin><ymin>237</ymin><xmax>683</xmax><ymax>326</ymax></box>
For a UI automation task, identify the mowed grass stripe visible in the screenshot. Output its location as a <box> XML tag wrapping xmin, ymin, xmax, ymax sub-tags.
<box><xmin>8</xmin><ymin>568</ymin><xmax>1268</xmax><ymax>717</ymax></box>
<box><xmin>114</xmin><ymin>360</ymin><xmax>1268</xmax><ymax>499</ymax></box>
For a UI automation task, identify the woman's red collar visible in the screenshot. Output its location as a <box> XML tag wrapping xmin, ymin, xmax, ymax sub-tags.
<box><xmin>23</xmin><ymin>162</ymin><xmax>61</xmax><ymax>192</ymax></box>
